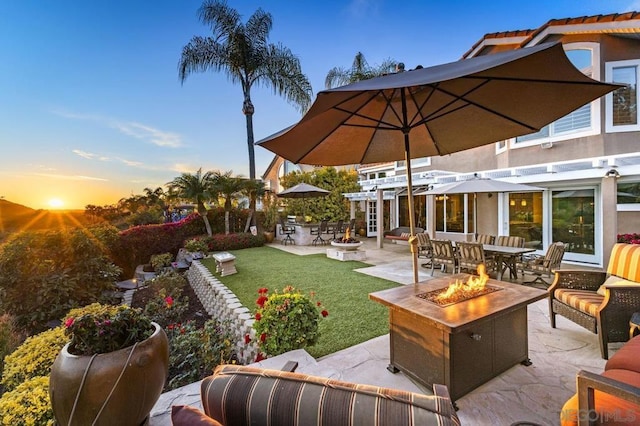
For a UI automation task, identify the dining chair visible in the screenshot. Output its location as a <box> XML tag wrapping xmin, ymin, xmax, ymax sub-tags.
<box><xmin>278</xmin><ymin>217</ymin><xmax>295</xmax><ymax>245</ymax></box>
<box><xmin>495</xmin><ymin>235</ymin><xmax>526</xmax><ymax>278</ymax></box>
<box><xmin>519</xmin><ymin>242</ymin><xmax>566</xmax><ymax>286</ymax></box>
<box><xmin>456</xmin><ymin>241</ymin><xmax>495</xmax><ymax>275</ymax></box>
<box><xmin>474</xmin><ymin>234</ymin><xmax>495</xmax><ymax>245</ymax></box>
<box><xmin>311</xmin><ymin>220</ymin><xmax>329</xmax><ymax>246</ymax></box>
<box><xmin>328</xmin><ymin>219</ymin><xmax>344</xmax><ymax>240</ymax></box>
<box><xmin>416</xmin><ymin>232</ymin><xmax>433</xmax><ymax>268</ymax></box>
<box><xmin>430</xmin><ymin>239</ymin><xmax>457</xmax><ymax>275</ymax></box>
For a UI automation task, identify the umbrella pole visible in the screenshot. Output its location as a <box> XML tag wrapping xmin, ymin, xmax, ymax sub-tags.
<box><xmin>404</xmin><ymin>133</ymin><xmax>419</xmax><ymax>285</ymax></box>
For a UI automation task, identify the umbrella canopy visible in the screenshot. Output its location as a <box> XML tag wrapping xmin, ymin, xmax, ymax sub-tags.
<box><xmin>277</xmin><ymin>182</ymin><xmax>330</xmax><ymax>198</ymax></box>
<box><xmin>257</xmin><ymin>42</ymin><xmax>619</xmax><ymax>283</ymax></box>
<box><xmin>277</xmin><ymin>182</ymin><xmax>330</xmax><ymax>218</ymax></box>
<box><xmin>417</xmin><ymin>179</ymin><xmax>543</xmax><ymax>196</ymax></box>
<box><xmin>418</xmin><ymin>178</ymin><xmax>544</xmax><ymax>237</ymax></box>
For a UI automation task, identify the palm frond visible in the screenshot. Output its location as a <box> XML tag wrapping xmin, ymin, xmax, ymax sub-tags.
<box><xmin>198</xmin><ymin>0</ymin><xmax>240</xmax><ymax>43</ymax></box>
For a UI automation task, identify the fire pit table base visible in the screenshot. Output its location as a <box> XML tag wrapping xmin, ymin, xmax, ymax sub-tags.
<box><xmin>326</xmin><ymin>248</ymin><xmax>366</xmax><ymax>261</ymax></box>
<box><xmin>369</xmin><ymin>275</ymin><xmax>547</xmax><ymax>401</ymax></box>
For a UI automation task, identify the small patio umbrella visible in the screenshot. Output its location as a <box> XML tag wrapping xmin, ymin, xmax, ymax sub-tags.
<box><xmin>417</xmin><ymin>177</ymin><xmax>544</xmax><ymax>235</ymax></box>
<box><xmin>277</xmin><ymin>182</ymin><xmax>330</xmax><ymax>217</ymax></box>
<box><xmin>257</xmin><ymin>42</ymin><xmax>619</xmax><ymax>283</ymax></box>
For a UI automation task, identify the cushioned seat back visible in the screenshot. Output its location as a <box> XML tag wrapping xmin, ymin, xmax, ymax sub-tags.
<box><xmin>202</xmin><ymin>365</ymin><xmax>460</xmax><ymax>426</ymax></box>
<box><xmin>431</xmin><ymin>240</ymin><xmax>456</xmax><ymax>265</ymax></box>
<box><xmin>416</xmin><ymin>232</ymin><xmax>431</xmax><ymax>248</ymax></box>
<box><xmin>457</xmin><ymin>241</ymin><xmax>488</xmax><ymax>271</ymax></box>
<box><xmin>607</xmin><ymin>243</ymin><xmax>640</xmax><ymax>282</ymax></box>
<box><xmin>475</xmin><ymin>234</ymin><xmax>495</xmax><ymax>245</ymax></box>
<box><xmin>496</xmin><ymin>235</ymin><xmax>525</xmax><ymax>248</ymax></box>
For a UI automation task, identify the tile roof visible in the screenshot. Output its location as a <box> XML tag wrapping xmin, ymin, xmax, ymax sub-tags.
<box><xmin>463</xmin><ymin>11</ymin><xmax>640</xmax><ymax>58</ymax></box>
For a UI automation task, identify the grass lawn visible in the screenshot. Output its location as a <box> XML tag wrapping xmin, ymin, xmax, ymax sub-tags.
<box><xmin>200</xmin><ymin>246</ymin><xmax>401</xmax><ymax>358</ymax></box>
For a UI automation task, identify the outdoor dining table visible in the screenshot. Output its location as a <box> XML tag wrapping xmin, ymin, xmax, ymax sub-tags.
<box><xmin>482</xmin><ymin>244</ymin><xmax>536</xmax><ymax>281</ymax></box>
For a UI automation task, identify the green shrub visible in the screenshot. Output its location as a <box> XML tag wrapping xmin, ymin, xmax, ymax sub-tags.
<box><xmin>165</xmin><ymin>320</ymin><xmax>234</xmax><ymax>391</ymax></box>
<box><xmin>0</xmin><ymin>315</ymin><xmax>24</xmax><ymax>381</ymax></box>
<box><xmin>126</xmin><ymin>208</ymin><xmax>164</xmax><ymax>227</ymax></box>
<box><xmin>147</xmin><ymin>271</ymin><xmax>187</xmax><ymax>298</ymax></box>
<box><xmin>200</xmin><ymin>232</ymin><xmax>265</xmax><ymax>251</ymax></box>
<box><xmin>150</xmin><ymin>252</ymin><xmax>173</xmax><ymax>272</ymax></box>
<box><xmin>0</xmin><ymin>226</ymin><xmax>122</xmax><ymax>333</ymax></box>
<box><xmin>184</xmin><ymin>237</ymin><xmax>209</xmax><ymax>253</ymax></box>
<box><xmin>1</xmin><ymin>327</ymin><xmax>66</xmax><ymax>391</ymax></box>
<box><xmin>112</xmin><ymin>208</ymin><xmax>253</xmax><ymax>276</ymax></box>
<box><xmin>252</xmin><ymin>286</ymin><xmax>328</xmax><ymax>356</ymax></box>
<box><xmin>0</xmin><ymin>376</ymin><xmax>54</xmax><ymax>425</ymax></box>
<box><xmin>144</xmin><ymin>289</ymin><xmax>189</xmax><ymax>328</ymax></box>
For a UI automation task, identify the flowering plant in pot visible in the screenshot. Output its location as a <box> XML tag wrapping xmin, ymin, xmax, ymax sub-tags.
<box><xmin>184</xmin><ymin>238</ymin><xmax>209</xmax><ymax>260</ymax></box>
<box><xmin>49</xmin><ymin>303</ymin><xmax>169</xmax><ymax>426</ymax></box>
<box><xmin>252</xmin><ymin>286</ymin><xmax>328</xmax><ymax>357</ymax></box>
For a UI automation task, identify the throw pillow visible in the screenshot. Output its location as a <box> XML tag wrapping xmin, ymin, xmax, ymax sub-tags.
<box><xmin>400</xmin><ymin>232</ymin><xmax>410</xmax><ymax>238</ymax></box>
<box><xmin>171</xmin><ymin>405</ymin><xmax>222</xmax><ymax>426</ymax></box>
<box><xmin>597</xmin><ymin>275</ymin><xmax>640</xmax><ymax>296</ymax></box>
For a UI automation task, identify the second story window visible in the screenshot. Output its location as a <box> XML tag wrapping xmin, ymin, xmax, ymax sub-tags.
<box><xmin>606</xmin><ymin>59</ymin><xmax>640</xmax><ymax>132</ymax></box>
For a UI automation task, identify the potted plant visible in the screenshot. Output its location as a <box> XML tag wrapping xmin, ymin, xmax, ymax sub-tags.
<box><xmin>261</xmin><ymin>194</ymin><xmax>279</xmax><ymax>243</ymax></box>
<box><xmin>150</xmin><ymin>252</ymin><xmax>173</xmax><ymax>273</ymax></box>
<box><xmin>252</xmin><ymin>286</ymin><xmax>328</xmax><ymax>357</ymax></box>
<box><xmin>49</xmin><ymin>303</ymin><xmax>169</xmax><ymax>426</ymax></box>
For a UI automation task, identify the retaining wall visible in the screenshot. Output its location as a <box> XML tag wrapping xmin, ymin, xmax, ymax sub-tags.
<box><xmin>185</xmin><ymin>261</ymin><xmax>260</xmax><ymax>364</ymax></box>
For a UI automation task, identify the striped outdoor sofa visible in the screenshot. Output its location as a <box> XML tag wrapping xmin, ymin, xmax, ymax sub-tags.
<box><xmin>549</xmin><ymin>243</ymin><xmax>640</xmax><ymax>359</ymax></box>
<box><xmin>198</xmin><ymin>364</ymin><xmax>460</xmax><ymax>426</ymax></box>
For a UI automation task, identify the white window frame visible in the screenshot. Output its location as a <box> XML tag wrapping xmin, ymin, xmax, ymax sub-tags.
<box><xmin>510</xmin><ymin>42</ymin><xmax>602</xmax><ymax>149</ymax></box>
<box><xmin>605</xmin><ymin>59</ymin><xmax>640</xmax><ymax>133</ymax></box>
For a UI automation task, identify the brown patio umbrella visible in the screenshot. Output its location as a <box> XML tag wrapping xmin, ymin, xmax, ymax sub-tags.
<box><xmin>256</xmin><ymin>42</ymin><xmax>619</xmax><ymax>283</ymax></box>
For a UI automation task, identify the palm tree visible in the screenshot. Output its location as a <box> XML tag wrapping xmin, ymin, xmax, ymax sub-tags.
<box><xmin>179</xmin><ymin>0</ymin><xmax>313</xmax><ymax>184</ymax></box>
<box><xmin>167</xmin><ymin>169</ymin><xmax>217</xmax><ymax>236</ymax></box>
<box><xmin>143</xmin><ymin>187</ymin><xmax>166</xmax><ymax>209</ymax></box>
<box><xmin>325</xmin><ymin>52</ymin><xmax>397</xmax><ymax>89</ymax></box>
<box><xmin>212</xmin><ymin>171</ymin><xmax>247</xmax><ymax>234</ymax></box>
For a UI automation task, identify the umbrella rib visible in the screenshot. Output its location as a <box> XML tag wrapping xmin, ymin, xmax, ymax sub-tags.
<box><xmin>411</xmin><ymin>79</ymin><xmax>539</xmax><ymax>132</ymax></box>
<box><xmin>464</xmin><ymin>74</ymin><xmax>611</xmax><ymax>87</ymax></box>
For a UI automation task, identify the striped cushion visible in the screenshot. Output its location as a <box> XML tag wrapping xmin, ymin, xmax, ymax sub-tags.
<box><xmin>607</xmin><ymin>243</ymin><xmax>640</xmax><ymax>282</ymax></box>
<box><xmin>201</xmin><ymin>365</ymin><xmax>460</xmax><ymax>426</ymax></box>
<box><xmin>400</xmin><ymin>232</ymin><xmax>411</xmax><ymax>238</ymax></box>
<box><xmin>496</xmin><ymin>236</ymin><xmax>525</xmax><ymax>248</ymax></box>
<box><xmin>554</xmin><ymin>289</ymin><xmax>604</xmax><ymax>316</ymax></box>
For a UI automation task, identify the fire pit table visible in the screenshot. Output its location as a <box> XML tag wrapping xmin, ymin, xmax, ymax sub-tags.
<box><xmin>369</xmin><ymin>274</ymin><xmax>547</xmax><ymax>401</ymax></box>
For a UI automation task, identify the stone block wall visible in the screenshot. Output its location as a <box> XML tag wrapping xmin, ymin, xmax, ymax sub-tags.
<box><xmin>186</xmin><ymin>261</ymin><xmax>260</xmax><ymax>364</ymax></box>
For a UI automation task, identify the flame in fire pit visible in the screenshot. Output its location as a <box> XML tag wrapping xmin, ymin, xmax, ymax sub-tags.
<box><xmin>335</xmin><ymin>227</ymin><xmax>359</xmax><ymax>243</ymax></box>
<box><xmin>436</xmin><ymin>264</ymin><xmax>488</xmax><ymax>303</ymax></box>
<box><xmin>416</xmin><ymin>264</ymin><xmax>502</xmax><ymax>307</ymax></box>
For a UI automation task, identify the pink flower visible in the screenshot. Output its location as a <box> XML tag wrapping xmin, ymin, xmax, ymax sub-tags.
<box><xmin>321</xmin><ymin>310</ymin><xmax>329</xmax><ymax>318</ymax></box>
<box><xmin>260</xmin><ymin>333</ymin><xmax>267</xmax><ymax>343</ymax></box>
<box><xmin>255</xmin><ymin>312</ymin><xmax>262</xmax><ymax>321</ymax></box>
<box><xmin>165</xmin><ymin>296</ymin><xmax>174</xmax><ymax>308</ymax></box>
<box><xmin>64</xmin><ymin>317</ymin><xmax>74</xmax><ymax>328</ymax></box>
<box><xmin>258</xmin><ymin>287</ymin><xmax>269</xmax><ymax>295</ymax></box>
<box><xmin>255</xmin><ymin>352</ymin><xmax>266</xmax><ymax>362</ymax></box>
<box><xmin>244</xmin><ymin>334</ymin><xmax>251</xmax><ymax>344</ymax></box>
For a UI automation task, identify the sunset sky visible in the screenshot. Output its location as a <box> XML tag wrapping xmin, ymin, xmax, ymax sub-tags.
<box><xmin>1</xmin><ymin>0</ymin><xmax>638</xmax><ymax>210</ymax></box>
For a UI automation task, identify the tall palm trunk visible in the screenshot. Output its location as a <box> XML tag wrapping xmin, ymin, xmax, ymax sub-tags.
<box><xmin>224</xmin><ymin>198</ymin><xmax>232</xmax><ymax>235</ymax></box>
<box><xmin>197</xmin><ymin>201</ymin><xmax>213</xmax><ymax>236</ymax></box>
<box><xmin>243</xmin><ymin>97</ymin><xmax>256</xmax><ymax>181</ymax></box>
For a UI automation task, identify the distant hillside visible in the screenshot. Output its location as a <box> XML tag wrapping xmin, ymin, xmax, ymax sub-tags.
<box><xmin>0</xmin><ymin>199</ymin><xmax>100</xmax><ymax>237</ymax></box>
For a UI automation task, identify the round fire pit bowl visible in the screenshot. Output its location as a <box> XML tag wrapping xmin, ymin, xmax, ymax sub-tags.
<box><xmin>330</xmin><ymin>241</ymin><xmax>363</xmax><ymax>251</ymax></box>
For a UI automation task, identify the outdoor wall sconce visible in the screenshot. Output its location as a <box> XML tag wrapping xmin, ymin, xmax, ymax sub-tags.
<box><xmin>605</xmin><ymin>169</ymin><xmax>620</xmax><ymax>178</ymax></box>
<box><xmin>521</xmin><ymin>200</ymin><xmax>527</xmax><ymax>207</ymax></box>
<box><xmin>510</xmin><ymin>200</ymin><xmax>516</xmax><ymax>206</ymax></box>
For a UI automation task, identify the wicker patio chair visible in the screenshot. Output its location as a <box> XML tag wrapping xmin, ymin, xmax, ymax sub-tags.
<box><xmin>496</xmin><ymin>235</ymin><xmax>526</xmax><ymax>278</ymax></box>
<box><xmin>456</xmin><ymin>241</ymin><xmax>496</xmax><ymax>275</ymax></box>
<box><xmin>518</xmin><ymin>241</ymin><xmax>565</xmax><ymax>286</ymax></box>
<box><xmin>548</xmin><ymin>243</ymin><xmax>640</xmax><ymax>359</ymax></box>
<box><xmin>430</xmin><ymin>239</ymin><xmax>457</xmax><ymax>275</ymax></box>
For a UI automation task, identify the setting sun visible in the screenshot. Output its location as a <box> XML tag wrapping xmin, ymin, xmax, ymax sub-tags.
<box><xmin>48</xmin><ymin>198</ymin><xmax>64</xmax><ymax>209</ymax></box>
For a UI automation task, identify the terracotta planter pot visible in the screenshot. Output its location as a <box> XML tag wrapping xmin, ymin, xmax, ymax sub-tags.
<box><xmin>264</xmin><ymin>231</ymin><xmax>275</xmax><ymax>243</ymax></box>
<box><xmin>49</xmin><ymin>322</ymin><xmax>169</xmax><ymax>426</ymax></box>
